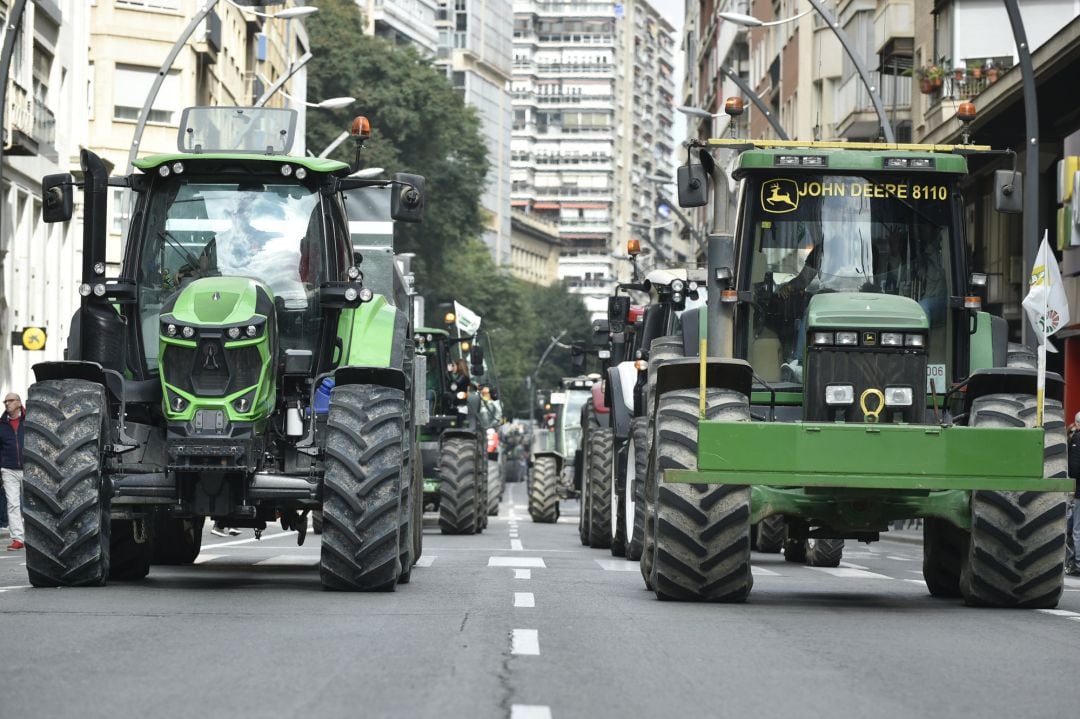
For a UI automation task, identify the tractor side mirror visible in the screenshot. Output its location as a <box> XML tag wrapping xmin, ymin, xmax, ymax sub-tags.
<box><xmin>571</xmin><ymin>350</ymin><xmax>586</xmax><ymax>374</ymax></box>
<box><xmin>677</xmin><ymin>164</ymin><xmax>709</xmax><ymax>208</ymax></box>
<box><xmin>42</xmin><ymin>174</ymin><xmax>74</xmax><ymax>223</ymax></box>
<box><xmin>607</xmin><ymin>295</ymin><xmax>630</xmax><ymax>328</ymax></box>
<box><xmin>993</xmin><ymin>170</ymin><xmax>1023</xmax><ymax>214</ymax></box>
<box><xmin>391</xmin><ymin>173</ymin><xmax>426</xmax><ymax>223</ymax></box>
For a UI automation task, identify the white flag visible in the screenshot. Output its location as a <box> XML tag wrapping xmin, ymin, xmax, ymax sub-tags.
<box><xmin>453</xmin><ymin>301</ymin><xmax>482</xmax><ymax>335</ymax></box>
<box><xmin>1021</xmin><ymin>234</ymin><xmax>1070</xmax><ymax>352</ymax></box>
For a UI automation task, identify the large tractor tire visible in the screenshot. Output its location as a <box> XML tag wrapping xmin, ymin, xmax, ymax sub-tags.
<box><xmin>640</xmin><ymin>336</ymin><xmax>684</xmax><ymax>587</ymax></box>
<box><xmin>922</xmin><ymin>517</ymin><xmax>968</xmax><ymax>597</ymax></box>
<box><xmin>320</xmin><ymin>384</ymin><xmax>404</xmax><ymax>591</ymax></box>
<box><xmin>625</xmin><ymin>417</ymin><xmax>648</xmax><ymax>561</ymax></box>
<box><xmin>587</xmin><ymin>428</ymin><xmax>614</xmax><ymax>549</ymax></box>
<box><xmin>960</xmin><ymin>393</ymin><xmax>1068</xmax><ymax>608</ymax></box>
<box><xmin>528</xmin><ymin>456</ymin><xmax>559</xmax><ymax>523</ymax></box>
<box><xmin>578</xmin><ymin>401</ymin><xmax>601</xmax><ymax>545</ymax></box>
<box><xmin>312</xmin><ymin>511</ymin><xmax>324</xmax><ymax>535</ymax></box>
<box><xmin>755</xmin><ymin>514</ymin><xmax>785</xmax><ymax>554</ymax></box>
<box><xmin>151</xmin><ymin>515</ymin><xmax>204</xmax><ymax>565</ymax></box>
<box><xmin>610</xmin><ymin>437</ymin><xmax>627</xmax><ymax>557</ymax></box>
<box><xmin>109</xmin><ymin>519</ymin><xmax>152</xmax><ymax>580</ymax></box>
<box><xmin>805</xmin><ymin>537</ymin><xmax>844</xmax><ymax>567</ymax></box>
<box><xmin>438</xmin><ymin>437</ymin><xmax>480</xmax><ymax>534</ymax></box>
<box><xmin>476</xmin><ymin>446</ymin><xmax>488</xmax><ymax>534</ymax></box>
<box><xmin>397</xmin><ymin>441</ymin><xmax>420</xmax><ymax>585</ymax></box>
<box><xmin>650</xmin><ymin>388</ymin><xmax>753</xmax><ymax>602</ymax></box>
<box><xmin>487</xmin><ymin>459</ymin><xmax>502</xmax><ymax>516</ymax></box>
<box><xmin>22</xmin><ymin>379</ymin><xmax>112</xmax><ymax>587</ymax></box>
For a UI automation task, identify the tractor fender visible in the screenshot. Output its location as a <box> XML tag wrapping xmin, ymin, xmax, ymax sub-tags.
<box><xmin>442</xmin><ymin>428</ymin><xmax>480</xmax><ymax>444</ymax></box>
<box><xmin>653</xmin><ymin>357</ymin><xmax>754</xmax><ymax>414</ymax></box>
<box><xmin>33</xmin><ymin>360</ymin><xmax>160</xmax><ymax>405</ymax></box>
<box><xmin>679</xmin><ymin>307</ymin><xmax>704</xmax><ymax>357</ymax></box>
<box><xmin>334</xmin><ymin>365</ymin><xmax>408</xmax><ymax>392</ymax></box>
<box><xmin>532</xmin><ymin>450</ymin><xmax>563</xmax><ymax>475</ymax></box>
<box><xmin>961</xmin><ymin>367</ymin><xmax>1065</xmax><ymax>417</ymax></box>
<box><xmin>607</xmin><ymin>361</ymin><xmax>638</xmax><ymax>441</ymax></box>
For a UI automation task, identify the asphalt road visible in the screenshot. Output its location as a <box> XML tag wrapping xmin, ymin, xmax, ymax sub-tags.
<box><xmin>0</xmin><ymin>483</ymin><xmax>1076</xmax><ymax>719</ymax></box>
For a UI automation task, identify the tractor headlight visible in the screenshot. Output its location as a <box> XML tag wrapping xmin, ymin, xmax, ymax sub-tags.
<box><xmin>344</xmin><ymin>287</ymin><xmax>358</xmax><ymax>302</ymax></box>
<box><xmin>904</xmin><ymin>333</ymin><xmax>925</xmax><ymax>348</ymax></box>
<box><xmin>359</xmin><ymin>288</ymin><xmax>374</xmax><ymax>302</ymax></box>
<box><xmin>165</xmin><ymin>323</ymin><xmax>178</xmax><ymax>337</ymax></box>
<box><xmin>884</xmin><ymin>386</ymin><xmax>914</xmax><ymax>407</ymax></box>
<box><xmin>835</xmin><ymin>331</ymin><xmax>858</xmax><ymax>346</ymax></box>
<box><xmin>672</xmin><ymin>292</ymin><xmax>683</xmax><ymax>304</ymax></box>
<box><xmin>181</xmin><ymin>326</ymin><xmax>195</xmax><ymax>339</ymax></box>
<box><xmin>227</xmin><ymin>326</ymin><xmax>241</xmax><ymax>340</ymax></box>
<box><xmin>825</xmin><ymin>384</ymin><xmax>855</xmax><ymax>406</ymax></box>
<box><xmin>246</xmin><ymin>325</ymin><xmax>258</xmax><ymax>338</ymax></box>
<box><xmin>881</xmin><ymin>332</ymin><xmax>903</xmax><ymax>347</ymax></box>
<box><xmin>295</xmin><ymin>167</ymin><xmax>307</xmax><ymax>180</ymax></box>
<box><xmin>671</xmin><ymin>279</ymin><xmax>685</xmax><ymax>293</ymax></box>
<box><xmin>812</xmin><ymin>331</ymin><xmax>833</xmax><ymax>346</ymax></box>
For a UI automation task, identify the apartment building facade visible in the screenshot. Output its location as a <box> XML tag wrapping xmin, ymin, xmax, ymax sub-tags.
<box><xmin>512</xmin><ymin>0</ymin><xmax>676</xmax><ymax>313</ymax></box>
<box><xmin>359</xmin><ymin>0</ymin><xmax>439</xmax><ymax>53</ymax></box>
<box><xmin>1</xmin><ymin>0</ymin><xmax>90</xmax><ymax>395</ymax></box>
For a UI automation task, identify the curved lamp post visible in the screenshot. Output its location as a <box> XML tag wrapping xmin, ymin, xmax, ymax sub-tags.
<box><xmin>646</xmin><ymin>173</ymin><xmax>706</xmax><ymax>257</ymax></box>
<box><xmin>0</xmin><ymin>0</ymin><xmax>29</xmax><ymax>233</ymax></box>
<box><xmin>721</xmin><ymin>0</ymin><xmax>895</xmax><ymax>143</ymax></box>
<box><xmin>678</xmin><ymin>79</ymin><xmax>790</xmax><ymax>140</ymax></box>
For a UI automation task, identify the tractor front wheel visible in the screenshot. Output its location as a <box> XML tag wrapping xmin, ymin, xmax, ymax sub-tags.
<box><xmin>528</xmin><ymin>457</ymin><xmax>559</xmax><ymax>523</ymax></box>
<box><xmin>438</xmin><ymin>437</ymin><xmax>480</xmax><ymax>535</ymax></box>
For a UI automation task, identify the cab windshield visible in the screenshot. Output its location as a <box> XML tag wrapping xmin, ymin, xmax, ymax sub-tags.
<box><xmin>742</xmin><ymin>174</ymin><xmax>955</xmax><ymax>385</ymax></box>
<box><xmin>558</xmin><ymin>388</ymin><xmax>591</xmax><ymax>456</ymax></box>
<box><xmin>136</xmin><ymin>179</ymin><xmax>328</xmax><ymax>371</ymax></box>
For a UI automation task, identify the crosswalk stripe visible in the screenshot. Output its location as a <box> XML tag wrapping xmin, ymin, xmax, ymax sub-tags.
<box><xmin>255</xmin><ymin>555</ymin><xmax>316</xmax><ymax>566</ymax></box>
<box><xmin>808</xmin><ymin>567</ymin><xmax>892</xmax><ymax>579</ymax></box>
<box><xmin>595</xmin><ymin>559</ymin><xmax>638</xmax><ymax>571</ymax></box>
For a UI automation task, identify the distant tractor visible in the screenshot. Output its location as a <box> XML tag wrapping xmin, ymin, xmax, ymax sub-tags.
<box><xmin>528</xmin><ymin>376</ymin><xmax>595</xmax><ymax>523</ymax></box>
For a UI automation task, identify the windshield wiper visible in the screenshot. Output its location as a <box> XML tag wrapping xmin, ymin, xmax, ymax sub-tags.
<box><xmin>159</xmin><ymin>230</ymin><xmax>203</xmax><ymax>269</ymax></box>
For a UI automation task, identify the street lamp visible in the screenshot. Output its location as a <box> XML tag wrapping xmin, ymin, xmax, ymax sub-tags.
<box><xmin>721</xmin><ymin>0</ymin><xmax>895</xmax><ymax>143</ymax></box>
<box><xmin>646</xmin><ymin>174</ymin><xmax>706</xmax><ymax>257</ymax></box>
<box><xmin>237</xmin><ymin>4</ymin><xmax>317</xmax><ymax>19</ymax></box>
<box><xmin>278</xmin><ymin>90</ymin><xmax>355</xmax><ymax>110</ymax></box>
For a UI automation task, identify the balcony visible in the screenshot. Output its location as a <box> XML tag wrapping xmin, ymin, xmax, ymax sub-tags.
<box><xmin>834</xmin><ymin>70</ymin><xmax>911</xmax><ymax>141</ymax></box>
<box><xmin>3</xmin><ymin>79</ymin><xmax>55</xmax><ymax>159</ymax></box>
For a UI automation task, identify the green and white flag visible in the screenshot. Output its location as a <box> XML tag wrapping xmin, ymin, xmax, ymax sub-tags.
<box><xmin>1021</xmin><ymin>233</ymin><xmax>1070</xmax><ymax>426</ymax></box>
<box><xmin>454</xmin><ymin>301</ymin><xmax>482</xmax><ymax>335</ymax></box>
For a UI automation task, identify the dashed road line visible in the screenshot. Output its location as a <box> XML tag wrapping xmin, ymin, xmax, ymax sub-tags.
<box><xmin>595</xmin><ymin>559</ymin><xmax>638</xmax><ymax>572</ymax></box>
<box><xmin>886</xmin><ymin>555</ymin><xmax>914</xmax><ymax>562</ymax></box>
<box><xmin>511</xmin><ymin>705</ymin><xmax>552</xmax><ymax>719</ymax></box>
<box><xmin>751</xmin><ymin>566</ymin><xmax>782</xmax><ymax>576</ymax></box>
<box><xmin>512</xmin><ymin>629</ymin><xmax>540</xmax><ymax>655</ymax></box>
<box><xmin>193</xmin><ymin>554</ymin><xmax>224</xmax><ymax>564</ymax></box>
<box><xmin>255</xmin><ymin>555</ymin><xmax>316</xmax><ymax>566</ymax></box>
<box><xmin>415</xmin><ymin>556</ymin><xmax>436</xmax><ymax>567</ymax></box>
<box><xmin>489</xmin><ymin>556</ymin><xmax>546</xmax><ymax>568</ymax></box>
<box><xmin>514</xmin><ymin>592</ymin><xmax>535</xmax><ymax>608</ymax></box>
<box><xmin>838</xmin><ymin>561</ymin><xmax>870</xmax><ymax>570</ymax></box>
<box><xmin>510</xmin><ymin>539</ymin><xmax>524</xmax><ymax>551</ymax></box>
<box><xmin>0</xmin><ymin>585</ymin><xmax>30</xmax><ymax>592</ymax></box>
<box><xmin>203</xmin><ymin>531</ymin><xmax>297</xmax><ymax>548</ymax></box>
<box><xmin>807</xmin><ymin>567</ymin><xmax>892</xmax><ymax>580</ymax></box>
<box><xmin>1037</xmin><ymin>608</ymin><xmax>1080</xmax><ymax>618</ymax></box>
<box><xmin>514</xmin><ymin>569</ymin><xmax>532</xmax><ymax>580</ymax></box>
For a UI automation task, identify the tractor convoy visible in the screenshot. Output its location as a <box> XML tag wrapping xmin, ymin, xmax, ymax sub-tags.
<box><xmin>22</xmin><ymin>103</ymin><xmax>1074</xmax><ymax>609</ymax></box>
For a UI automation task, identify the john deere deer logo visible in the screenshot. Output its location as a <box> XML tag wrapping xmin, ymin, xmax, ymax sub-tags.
<box><xmin>202</xmin><ymin>343</ymin><xmax>220</xmax><ymax>371</ymax></box>
<box><xmin>761</xmin><ymin>179</ymin><xmax>799</xmax><ymax>213</ymax></box>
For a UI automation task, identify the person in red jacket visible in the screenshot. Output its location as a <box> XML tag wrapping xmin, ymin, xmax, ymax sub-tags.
<box><xmin>0</xmin><ymin>393</ymin><xmax>25</xmax><ymax>550</ymax></box>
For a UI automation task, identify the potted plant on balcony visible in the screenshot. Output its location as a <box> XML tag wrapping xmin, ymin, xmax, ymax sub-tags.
<box><xmin>916</xmin><ymin>64</ymin><xmax>945</xmax><ymax>94</ymax></box>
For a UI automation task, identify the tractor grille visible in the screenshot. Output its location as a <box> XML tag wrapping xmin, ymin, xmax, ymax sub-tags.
<box><xmin>162</xmin><ymin>342</ymin><xmax>263</xmax><ymax>398</ymax></box>
<box><xmin>805</xmin><ymin>347</ymin><xmax>926</xmax><ymax>424</ymax></box>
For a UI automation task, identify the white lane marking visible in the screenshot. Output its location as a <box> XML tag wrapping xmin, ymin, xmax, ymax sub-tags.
<box><xmin>512</xmin><ymin>629</ymin><xmax>540</xmax><ymax>655</ymax></box>
<box><xmin>0</xmin><ymin>585</ymin><xmax>30</xmax><ymax>592</ymax></box>
<box><xmin>489</xmin><ymin>556</ymin><xmax>546</xmax><ymax>568</ymax></box>
<box><xmin>1065</xmin><ymin>576</ymin><xmax>1080</xmax><ymax>588</ymax></box>
<box><xmin>514</xmin><ymin>569</ymin><xmax>532</xmax><ymax>579</ymax></box>
<box><xmin>556</xmin><ymin>518</ymin><xmax>577</xmax><ymax>524</ymax></box>
<box><xmin>203</xmin><ymin>531</ymin><xmax>296</xmax><ymax>548</ymax></box>
<box><xmin>511</xmin><ymin>705</ymin><xmax>552</xmax><ymax>719</ymax></box>
<box><xmin>415</xmin><ymin>556</ymin><xmax>436</xmax><ymax>567</ymax></box>
<box><xmin>886</xmin><ymin>555</ymin><xmax>914</xmax><ymax>562</ymax></box>
<box><xmin>1038</xmin><ymin>608</ymin><xmax>1080</xmax><ymax>618</ymax></box>
<box><xmin>514</xmin><ymin>592</ymin><xmax>535</xmax><ymax>608</ymax></box>
<box><xmin>903</xmin><ymin>579</ymin><xmax>927</xmax><ymax>585</ymax></box>
<box><xmin>752</xmin><ymin>566</ymin><xmax>782</xmax><ymax>576</ymax></box>
<box><xmin>808</xmin><ymin>567</ymin><xmax>892</xmax><ymax>579</ymax></box>
<box><xmin>837</xmin><ymin>561</ymin><xmax>870</xmax><ymax>570</ymax></box>
<box><xmin>255</xmin><ymin>555</ymin><xmax>316</xmax><ymax>566</ymax></box>
<box><xmin>595</xmin><ymin>559</ymin><xmax>638</xmax><ymax>572</ymax></box>
<box><xmin>193</xmin><ymin>554</ymin><xmax>224</xmax><ymax>564</ymax></box>
<box><xmin>510</xmin><ymin>539</ymin><xmax>524</xmax><ymax>551</ymax></box>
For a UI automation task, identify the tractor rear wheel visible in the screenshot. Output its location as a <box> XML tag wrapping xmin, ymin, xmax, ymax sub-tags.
<box><xmin>22</xmin><ymin>379</ymin><xmax>112</xmax><ymax>587</ymax></box>
<box><xmin>805</xmin><ymin>538</ymin><xmax>844</xmax><ymax>567</ymax></box>
<box><xmin>151</xmin><ymin>515</ymin><xmax>204</xmax><ymax>565</ymax></box>
<box><xmin>528</xmin><ymin>456</ymin><xmax>559</xmax><ymax>523</ymax></box>
<box><xmin>610</xmin><ymin>437</ymin><xmax>627</xmax><ymax>557</ymax></box>
<box><xmin>109</xmin><ymin>520</ymin><xmax>152</xmax><ymax>580</ymax></box>
<box><xmin>960</xmin><ymin>393</ymin><xmax>1068</xmax><ymax>608</ymax></box>
<box><xmin>624</xmin><ymin>417</ymin><xmax>647</xmax><ymax>561</ymax></box>
<box><xmin>578</xmin><ymin>401</ymin><xmax>601</xmax><ymax>545</ymax></box>
<box><xmin>312</xmin><ymin>511</ymin><xmax>324</xmax><ymax>535</ymax></box>
<box><xmin>438</xmin><ymin>437</ymin><xmax>480</xmax><ymax>535</ymax></box>
<box><xmin>650</xmin><ymin>388</ymin><xmax>753</xmax><ymax>602</ymax></box>
<box><xmin>587</xmin><ymin>428</ymin><xmax>613</xmax><ymax>549</ymax></box>
<box><xmin>320</xmin><ymin>384</ymin><xmax>404</xmax><ymax>591</ymax></box>
<box><xmin>487</xmin><ymin>459</ymin><xmax>502</xmax><ymax>516</ymax></box>
<box><xmin>755</xmin><ymin>515</ymin><xmax>785</xmax><ymax>554</ymax></box>
<box><xmin>397</xmin><ymin>441</ymin><xmax>419</xmax><ymax>584</ymax></box>
<box><xmin>922</xmin><ymin>517</ymin><xmax>967</xmax><ymax>597</ymax></box>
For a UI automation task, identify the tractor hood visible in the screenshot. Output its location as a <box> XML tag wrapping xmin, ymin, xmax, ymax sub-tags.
<box><xmin>806</xmin><ymin>292</ymin><xmax>929</xmax><ymax>330</ymax></box>
<box><xmin>163</xmin><ymin>276</ymin><xmax>273</xmax><ymax>325</ymax></box>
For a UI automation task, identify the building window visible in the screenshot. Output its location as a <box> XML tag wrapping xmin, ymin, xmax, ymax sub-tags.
<box><xmin>113</xmin><ymin>64</ymin><xmax>181</xmax><ymax>124</ymax></box>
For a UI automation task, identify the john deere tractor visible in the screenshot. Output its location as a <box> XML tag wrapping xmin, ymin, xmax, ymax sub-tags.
<box><xmin>641</xmin><ymin>129</ymin><xmax>1074</xmax><ymax>607</ymax></box>
<box><xmin>25</xmin><ymin>106</ymin><xmax>426</xmax><ymax>591</ymax></box>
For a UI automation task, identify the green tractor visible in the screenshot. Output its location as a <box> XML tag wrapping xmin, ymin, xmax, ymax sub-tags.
<box><xmin>415</xmin><ymin>325</ymin><xmax>490</xmax><ymax>534</ymax></box>
<box><xmin>641</xmin><ymin>134</ymin><xmax>1074</xmax><ymax>607</ymax></box>
<box><xmin>26</xmin><ymin>106</ymin><xmax>426</xmax><ymax>591</ymax></box>
<box><xmin>527</xmin><ymin>375</ymin><xmax>595</xmax><ymax>523</ymax></box>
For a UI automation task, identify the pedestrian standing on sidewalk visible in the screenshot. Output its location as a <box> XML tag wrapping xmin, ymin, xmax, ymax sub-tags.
<box><xmin>1067</xmin><ymin>412</ymin><xmax>1080</xmax><ymax>576</ymax></box>
<box><xmin>0</xmin><ymin>393</ymin><xmax>26</xmax><ymax>551</ymax></box>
